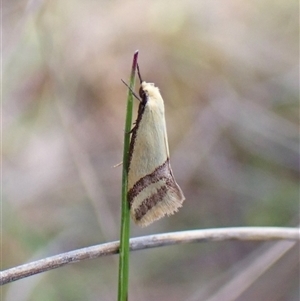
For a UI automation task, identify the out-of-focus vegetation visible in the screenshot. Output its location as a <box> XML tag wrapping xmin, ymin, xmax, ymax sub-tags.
<box><xmin>3</xmin><ymin>0</ymin><xmax>299</xmax><ymax>300</ymax></box>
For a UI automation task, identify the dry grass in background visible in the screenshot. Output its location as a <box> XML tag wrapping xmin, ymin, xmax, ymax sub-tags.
<box><xmin>2</xmin><ymin>0</ymin><xmax>299</xmax><ymax>300</ymax></box>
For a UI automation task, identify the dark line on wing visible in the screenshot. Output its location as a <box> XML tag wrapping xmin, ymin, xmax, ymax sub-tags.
<box><xmin>128</xmin><ymin>159</ymin><xmax>173</xmax><ymax>207</ymax></box>
<box><xmin>134</xmin><ymin>185</ymin><xmax>169</xmax><ymax>221</ymax></box>
<box><xmin>128</xmin><ymin>92</ymin><xmax>148</xmax><ymax>169</ymax></box>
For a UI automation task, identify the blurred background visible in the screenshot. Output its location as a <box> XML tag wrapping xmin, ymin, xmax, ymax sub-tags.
<box><xmin>2</xmin><ymin>0</ymin><xmax>299</xmax><ymax>300</ymax></box>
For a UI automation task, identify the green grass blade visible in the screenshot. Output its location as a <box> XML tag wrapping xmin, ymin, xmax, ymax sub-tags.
<box><xmin>118</xmin><ymin>50</ymin><xmax>139</xmax><ymax>301</ymax></box>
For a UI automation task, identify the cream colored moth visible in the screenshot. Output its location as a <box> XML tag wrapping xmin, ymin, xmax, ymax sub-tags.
<box><xmin>125</xmin><ymin>65</ymin><xmax>185</xmax><ymax>227</ymax></box>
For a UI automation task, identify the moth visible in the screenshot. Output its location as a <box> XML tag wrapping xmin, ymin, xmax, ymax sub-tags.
<box><xmin>124</xmin><ymin>65</ymin><xmax>185</xmax><ymax>227</ymax></box>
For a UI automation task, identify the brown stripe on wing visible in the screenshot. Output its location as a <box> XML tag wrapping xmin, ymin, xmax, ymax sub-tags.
<box><xmin>128</xmin><ymin>94</ymin><xmax>148</xmax><ymax>169</ymax></box>
<box><xmin>128</xmin><ymin>159</ymin><xmax>170</xmax><ymax>207</ymax></box>
<box><xmin>134</xmin><ymin>185</ymin><xmax>168</xmax><ymax>221</ymax></box>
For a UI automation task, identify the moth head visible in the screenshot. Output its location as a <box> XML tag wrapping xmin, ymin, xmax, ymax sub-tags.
<box><xmin>139</xmin><ymin>82</ymin><xmax>160</xmax><ymax>100</ymax></box>
<box><xmin>136</xmin><ymin>65</ymin><xmax>163</xmax><ymax>104</ymax></box>
<box><xmin>139</xmin><ymin>82</ymin><xmax>146</xmax><ymax>99</ymax></box>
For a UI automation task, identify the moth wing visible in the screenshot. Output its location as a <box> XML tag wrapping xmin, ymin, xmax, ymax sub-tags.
<box><xmin>128</xmin><ymin>98</ymin><xmax>184</xmax><ymax>227</ymax></box>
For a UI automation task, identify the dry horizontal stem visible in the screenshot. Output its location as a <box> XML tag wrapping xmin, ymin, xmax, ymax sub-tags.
<box><xmin>1</xmin><ymin>227</ymin><xmax>299</xmax><ymax>285</ymax></box>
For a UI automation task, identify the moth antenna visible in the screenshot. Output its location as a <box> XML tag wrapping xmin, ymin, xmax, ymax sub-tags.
<box><xmin>121</xmin><ymin>79</ymin><xmax>141</xmax><ymax>102</ymax></box>
<box><xmin>136</xmin><ymin>64</ymin><xmax>143</xmax><ymax>83</ymax></box>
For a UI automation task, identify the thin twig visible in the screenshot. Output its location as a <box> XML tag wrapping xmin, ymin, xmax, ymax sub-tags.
<box><xmin>1</xmin><ymin>227</ymin><xmax>299</xmax><ymax>285</ymax></box>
